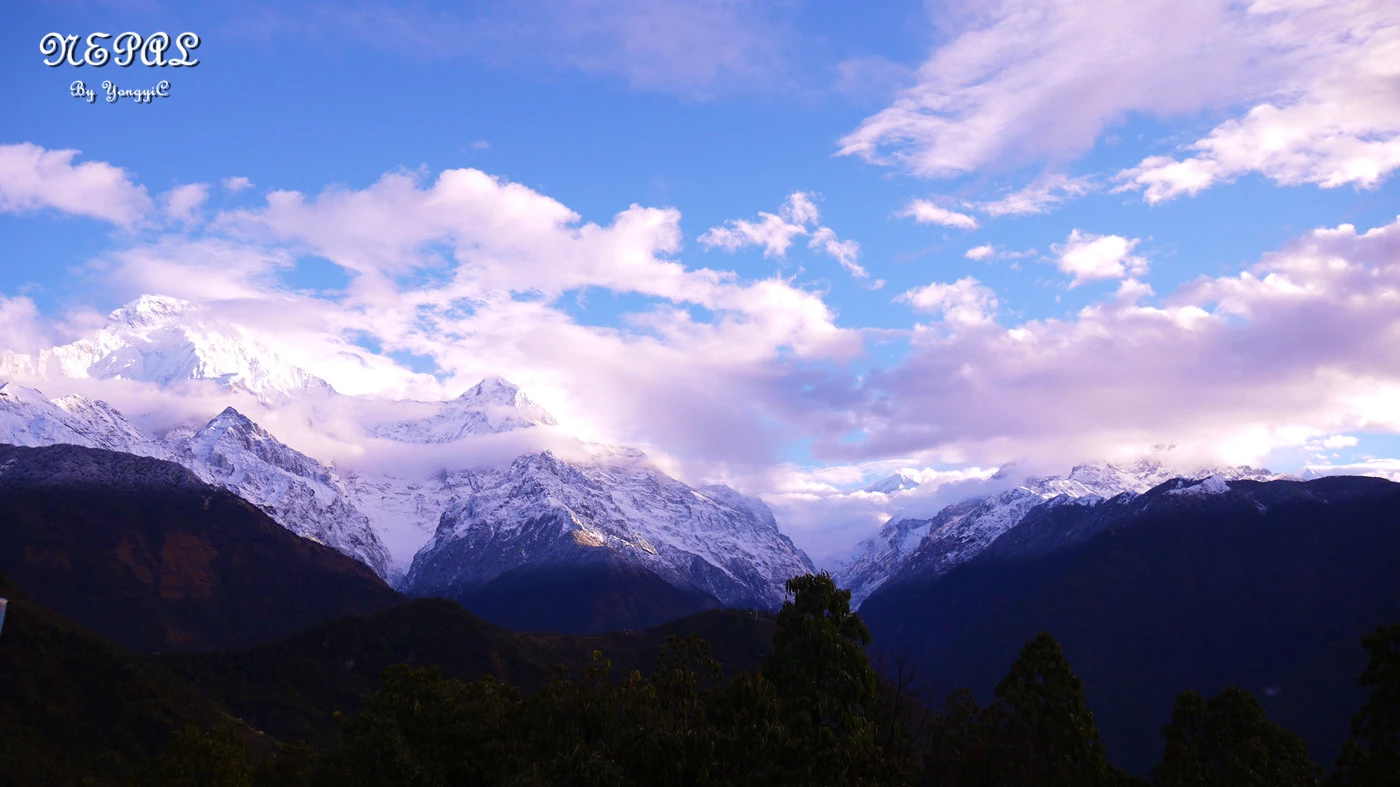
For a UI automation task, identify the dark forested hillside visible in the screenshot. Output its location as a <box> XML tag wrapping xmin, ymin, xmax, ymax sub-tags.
<box><xmin>0</xmin><ymin>574</ymin><xmax>269</xmax><ymax>786</ymax></box>
<box><xmin>446</xmin><ymin>556</ymin><xmax>724</xmax><ymax>634</ymax></box>
<box><xmin>860</xmin><ymin>475</ymin><xmax>1400</xmax><ymax>773</ymax></box>
<box><xmin>162</xmin><ymin>598</ymin><xmax>776</xmax><ymax>747</ymax></box>
<box><xmin>0</xmin><ymin>444</ymin><xmax>405</xmax><ymax>653</ymax></box>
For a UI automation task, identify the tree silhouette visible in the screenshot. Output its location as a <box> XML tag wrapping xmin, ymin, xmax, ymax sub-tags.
<box><xmin>1331</xmin><ymin>624</ymin><xmax>1400</xmax><ymax>786</ymax></box>
<box><xmin>993</xmin><ymin>631</ymin><xmax>1115</xmax><ymax>786</ymax></box>
<box><xmin>1154</xmin><ymin>686</ymin><xmax>1319</xmax><ymax>786</ymax></box>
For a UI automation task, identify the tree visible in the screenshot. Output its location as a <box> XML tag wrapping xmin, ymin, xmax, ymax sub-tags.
<box><xmin>761</xmin><ymin>571</ymin><xmax>901</xmax><ymax>784</ymax></box>
<box><xmin>921</xmin><ymin>687</ymin><xmax>1008</xmax><ymax>787</ymax></box>
<box><xmin>319</xmin><ymin>665</ymin><xmax>521</xmax><ymax>786</ymax></box>
<box><xmin>763</xmin><ymin>572</ymin><xmax>877</xmax><ymax>728</ymax></box>
<box><xmin>1331</xmin><ymin>624</ymin><xmax>1400</xmax><ymax>787</ymax></box>
<box><xmin>1153</xmin><ymin>686</ymin><xmax>1319</xmax><ymax>787</ymax></box>
<box><xmin>140</xmin><ymin>725</ymin><xmax>253</xmax><ymax>787</ymax></box>
<box><xmin>993</xmin><ymin>631</ymin><xmax>1115</xmax><ymax>787</ymax></box>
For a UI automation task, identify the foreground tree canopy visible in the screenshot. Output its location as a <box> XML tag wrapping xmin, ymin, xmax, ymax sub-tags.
<box><xmin>132</xmin><ymin>574</ymin><xmax>1397</xmax><ymax>786</ymax></box>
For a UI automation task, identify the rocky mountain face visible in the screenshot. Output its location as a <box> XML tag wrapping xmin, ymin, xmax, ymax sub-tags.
<box><xmin>404</xmin><ymin>449</ymin><xmax>815</xmax><ymax>632</ymax></box>
<box><xmin>165</xmin><ymin>406</ymin><xmax>394</xmax><ymax>579</ymax></box>
<box><xmin>858</xmin><ymin>473</ymin><xmax>1400</xmax><ymax>774</ymax></box>
<box><xmin>839</xmin><ymin>461</ymin><xmax>1284</xmax><ymax>607</ymax></box>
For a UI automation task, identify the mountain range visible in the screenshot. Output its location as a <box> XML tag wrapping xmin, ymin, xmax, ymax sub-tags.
<box><xmin>859</xmin><ymin>473</ymin><xmax>1400</xmax><ymax>773</ymax></box>
<box><xmin>2</xmin><ymin>294</ymin><xmax>1399</xmax><ymax>777</ymax></box>
<box><xmin>838</xmin><ymin>460</ymin><xmax>1286</xmax><ymax>607</ymax></box>
<box><xmin>0</xmin><ymin>295</ymin><xmax>813</xmax><ymax>632</ymax></box>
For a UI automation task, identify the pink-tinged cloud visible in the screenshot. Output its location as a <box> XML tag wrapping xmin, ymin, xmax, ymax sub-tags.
<box><xmin>837</xmin><ymin>215</ymin><xmax>1400</xmax><ymax>472</ymax></box>
<box><xmin>0</xmin><ymin>143</ymin><xmax>152</xmax><ymax>226</ymax></box>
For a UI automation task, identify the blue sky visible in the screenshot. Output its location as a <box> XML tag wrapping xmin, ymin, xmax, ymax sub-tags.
<box><xmin>2</xmin><ymin>0</ymin><xmax>1399</xmax><ymax>558</ymax></box>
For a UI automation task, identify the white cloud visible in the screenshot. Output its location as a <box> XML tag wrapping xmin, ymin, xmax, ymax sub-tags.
<box><xmin>1322</xmin><ymin>435</ymin><xmax>1359</xmax><ymax>449</ymax></box>
<box><xmin>900</xmin><ymin>199</ymin><xmax>978</xmax><ymax>229</ymax></box>
<box><xmin>0</xmin><ymin>143</ymin><xmax>152</xmax><ymax>226</ymax></box>
<box><xmin>976</xmin><ymin>173</ymin><xmax>1096</xmax><ymax>216</ymax></box>
<box><xmin>223</xmin><ymin>176</ymin><xmax>254</xmax><ymax>192</ymax></box>
<box><xmin>162</xmin><ymin>183</ymin><xmax>209</xmax><ymax>225</ymax></box>
<box><xmin>758</xmin><ymin>461</ymin><xmax>1001</xmax><ymax>566</ymax></box>
<box><xmin>68</xmin><ymin>163</ymin><xmax>864</xmax><ymax>479</ymax></box>
<box><xmin>808</xmin><ymin>227</ymin><xmax>868</xmax><ymax>278</ymax></box>
<box><xmin>1053</xmin><ymin>230</ymin><xmax>1148</xmax><ymax>286</ymax></box>
<box><xmin>837</xmin><ymin>215</ymin><xmax>1400</xmax><ymax>478</ymax></box>
<box><xmin>897</xmin><ymin>276</ymin><xmax>999</xmax><ymax>327</ymax></box>
<box><xmin>701</xmin><ymin>192</ymin><xmax>870</xmax><ymax>279</ymax></box>
<box><xmin>1118</xmin><ymin>1</ymin><xmax>1400</xmax><ymax>201</ymax></box>
<box><xmin>965</xmin><ymin>244</ymin><xmax>996</xmax><ymax>261</ymax></box>
<box><xmin>699</xmin><ymin>209</ymin><xmax>806</xmax><ymax>257</ymax></box>
<box><xmin>838</xmin><ymin>0</ymin><xmax>1266</xmax><ymax>178</ymax></box>
<box><xmin>1302</xmin><ymin>457</ymin><xmax>1400</xmax><ymax>482</ymax></box>
<box><xmin>0</xmin><ymin>295</ymin><xmax>51</xmax><ymax>355</ymax></box>
<box><xmin>782</xmin><ymin>191</ymin><xmax>820</xmax><ymax>225</ymax></box>
<box><xmin>839</xmin><ymin>0</ymin><xmax>1398</xmax><ymax>208</ymax></box>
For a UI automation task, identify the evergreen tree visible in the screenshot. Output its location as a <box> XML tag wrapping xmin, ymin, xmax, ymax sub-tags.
<box><xmin>992</xmin><ymin>631</ymin><xmax>1115</xmax><ymax>787</ymax></box>
<box><xmin>1332</xmin><ymin>624</ymin><xmax>1400</xmax><ymax>787</ymax></box>
<box><xmin>1152</xmin><ymin>686</ymin><xmax>1319</xmax><ymax>787</ymax></box>
<box><xmin>762</xmin><ymin>571</ymin><xmax>901</xmax><ymax>784</ymax></box>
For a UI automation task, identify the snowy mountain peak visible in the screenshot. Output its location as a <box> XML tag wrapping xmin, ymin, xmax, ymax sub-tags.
<box><xmin>459</xmin><ymin>375</ymin><xmax>520</xmax><ymax>403</ymax></box>
<box><xmin>838</xmin><ymin>459</ymin><xmax>1290</xmax><ymax>608</ymax></box>
<box><xmin>864</xmin><ymin>469</ymin><xmax>923</xmax><ymax>494</ymax></box>
<box><xmin>170</xmin><ymin>405</ymin><xmax>393</xmax><ymax>578</ymax></box>
<box><xmin>0</xmin><ymin>381</ymin><xmax>164</xmax><ymax>458</ymax></box>
<box><xmin>107</xmin><ymin>294</ymin><xmax>191</xmax><ymax>328</ymax></box>
<box><xmin>0</xmin><ymin>294</ymin><xmax>335</xmax><ymax>403</ymax></box>
<box><xmin>0</xmin><ymin>381</ymin><xmax>48</xmax><ymax>404</ymax></box>
<box><xmin>407</xmin><ymin>449</ymin><xmax>814</xmax><ymax>612</ymax></box>
<box><xmin>372</xmin><ymin>377</ymin><xmax>557</xmax><ymax>444</ymax></box>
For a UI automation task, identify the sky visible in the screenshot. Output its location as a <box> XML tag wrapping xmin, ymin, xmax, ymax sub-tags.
<box><xmin>2</xmin><ymin>0</ymin><xmax>1399</xmax><ymax>562</ymax></box>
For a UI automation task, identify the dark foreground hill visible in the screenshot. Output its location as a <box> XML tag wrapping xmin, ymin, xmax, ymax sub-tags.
<box><xmin>0</xmin><ymin>443</ymin><xmax>405</xmax><ymax>653</ymax></box>
<box><xmin>861</xmin><ymin>474</ymin><xmax>1400</xmax><ymax>774</ymax></box>
<box><xmin>446</xmin><ymin>556</ymin><xmax>725</xmax><ymax>635</ymax></box>
<box><xmin>162</xmin><ymin>598</ymin><xmax>775</xmax><ymax>747</ymax></box>
<box><xmin>0</xmin><ymin>574</ymin><xmax>274</xmax><ymax>786</ymax></box>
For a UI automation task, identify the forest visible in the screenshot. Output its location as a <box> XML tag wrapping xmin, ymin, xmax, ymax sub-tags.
<box><xmin>112</xmin><ymin>573</ymin><xmax>1400</xmax><ymax>786</ymax></box>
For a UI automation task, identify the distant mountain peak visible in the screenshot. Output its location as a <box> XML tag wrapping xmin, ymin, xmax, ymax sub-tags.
<box><xmin>459</xmin><ymin>375</ymin><xmax>521</xmax><ymax>401</ymax></box>
<box><xmin>839</xmin><ymin>458</ymin><xmax>1288</xmax><ymax>607</ymax></box>
<box><xmin>1</xmin><ymin>293</ymin><xmax>335</xmax><ymax>403</ymax></box>
<box><xmin>373</xmin><ymin>377</ymin><xmax>557</xmax><ymax>444</ymax></box>
<box><xmin>864</xmin><ymin>468</ymin><xmax>923</xmax><ymax>494</ymax></box>
<box><xmin>107</xmin><ymin>294</ymin><xmax>192</xmax><ymax>328</ymax></box>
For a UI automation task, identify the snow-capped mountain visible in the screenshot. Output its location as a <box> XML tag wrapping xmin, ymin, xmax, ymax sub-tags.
<box><xmin>406</xmin><ymin>450</ymin><xmax>815</xmax><ymax>612</ymax></box>
<box><xmin>341</xmin><ymin>469</ymin><xmax>480</xmax><ymax>577</ymax></box>
<box><xmin>838</xmin><ymin>461</ymin><xmax>1285</xmax><ymax>607</ymax></box>
<box><xmin>0</xmin><ymin>382</ymin><xmax>166</xmax><ymax>458</ymax></box>
<box><xmin>0</xmin><ymin>295</ymin><xmax>333</xmax><ymax>402</ymax></box>
<box><xmin>372</xmin><ymin>376</ymin><xmax>557</xmax><ymax>442</ymax></box>
<box><xmin>165</xmin><ymin>406</ymin><xmax>393</xmax><ymax>579</ymax></box>
<box><xmin>0</xmin><ymin>294</ymin><xmax>819</xmax><ymax>621</ymax></box>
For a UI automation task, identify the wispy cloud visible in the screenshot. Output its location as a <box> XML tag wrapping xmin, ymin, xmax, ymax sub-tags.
<box><xmin>701</xmin><ymin>192</ymin><xmax>870</xmax><ymax>279</ymax></box>
<box><xmin>899</xmin><ymin>199</ymin><xmax>978</xmax><ymax>229</ymax></box>
<box><xmin>838</xmin><ymin>0</ymin><xmax>1398</xmax><ymax>205</ymax></box>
